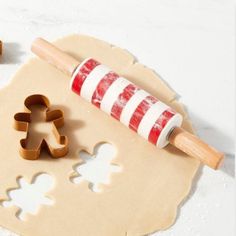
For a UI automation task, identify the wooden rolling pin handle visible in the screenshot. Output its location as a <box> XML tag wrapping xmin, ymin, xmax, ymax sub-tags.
<box><xmin>168</xmin><ymin>127</ymin><xmax>224</xmax><ymax>169</ymax></box>
<box><xmin>31</xmin><ymin>38</ymin><xmax>80</xmax><ymax>76</ymax></box>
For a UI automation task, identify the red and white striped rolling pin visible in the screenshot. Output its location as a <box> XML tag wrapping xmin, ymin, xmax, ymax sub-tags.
<box><xmin>31</xmin><ymin>38</ymin><xmax>224</xmax><ymax>170</ymax></box>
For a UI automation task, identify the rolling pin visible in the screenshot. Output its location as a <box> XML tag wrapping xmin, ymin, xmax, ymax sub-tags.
<box><xmin>31</xmin><ymin>38</ymin><xmax>224</xmax><ymax>170</ymax></box>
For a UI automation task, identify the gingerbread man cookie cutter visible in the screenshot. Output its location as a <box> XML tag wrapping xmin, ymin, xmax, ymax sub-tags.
<box><xmin>13</xmin><ymin>94</ymin><xmax>69</xmax><ymax>160</ymax></box>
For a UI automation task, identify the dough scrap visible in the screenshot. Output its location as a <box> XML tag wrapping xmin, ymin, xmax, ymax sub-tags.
<box><xmin>0</xmin><ymin>34</ymin><xmax>200</xmax><ymax>236</ymax></box>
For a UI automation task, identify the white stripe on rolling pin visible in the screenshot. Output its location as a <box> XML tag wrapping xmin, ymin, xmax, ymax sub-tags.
<box><xmin>100</xmin><ymin>77</ymin><xmax>130</xmax><ymax>114</ymax></box>
<box><xmin>137</xmin><ymin>101</ymin><xmax>169</xmax><ymax>139</ymax></box>
<box><xmin>80</xmin><ymin>64</ymin><xmax>111</xmax><ymax>102</ymax></box>
<box><xmin>120</xmin><ymin>89</ymin><xmax>149</xmax><ymax>126</ymax></box>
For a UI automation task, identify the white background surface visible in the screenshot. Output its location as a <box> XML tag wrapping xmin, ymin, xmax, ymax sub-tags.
<box><xmin>0</xmin><ymin>0</ymin><xmax>235</xmax><ymax>235</ymax></box>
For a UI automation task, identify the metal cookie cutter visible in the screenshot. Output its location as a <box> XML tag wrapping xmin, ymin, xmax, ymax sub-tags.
<box><xmin>13</xmin><ymin>94</ymin><xmax>69</xmax><ymax>160</ymax></box>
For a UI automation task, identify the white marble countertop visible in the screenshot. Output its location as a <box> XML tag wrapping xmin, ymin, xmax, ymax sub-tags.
<box><xmin>0</xmin><ymin>0</ymin><xmax>235</xmax><ymax>235</ymax></box>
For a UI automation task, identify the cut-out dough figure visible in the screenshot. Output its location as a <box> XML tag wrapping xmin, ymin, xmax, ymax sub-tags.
<box><xmin>1</xmin><ymin>174</ymin><xmax>54</xmax><ymax>221</ymax></box>
<box><xmin>71</xmin><ymin>143</ymin><xmax>121</xmax><ymax>192</ymax></box>
<box><xmin>14</xmin><ymin>95</ymin><xmax>68</xmax><ymax>160</ymax></box>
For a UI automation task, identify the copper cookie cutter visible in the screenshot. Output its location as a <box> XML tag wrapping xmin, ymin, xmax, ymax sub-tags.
<box><xmin>13</xmin><ymin>94</ymin><xmax>69</xmax><ymax>160</ymax></box>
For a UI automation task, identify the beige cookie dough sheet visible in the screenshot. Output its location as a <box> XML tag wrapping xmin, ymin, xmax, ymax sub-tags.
<box><xmin>0</xmin><ymin>35</ymin><xmax>200</xmax><ymax>236</ymax></box>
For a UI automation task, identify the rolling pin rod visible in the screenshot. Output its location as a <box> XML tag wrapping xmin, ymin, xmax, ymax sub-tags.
<box><xmin>31</xmin><ymin>37</ymin><xmax>224</xmax><ymax>170</ymax></box>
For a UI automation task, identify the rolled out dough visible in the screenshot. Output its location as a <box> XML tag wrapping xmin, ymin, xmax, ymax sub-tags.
<box><xmin>0</xmin><ymin>35</ymin><xmax>200</xmax><ymax>236</ymax></box>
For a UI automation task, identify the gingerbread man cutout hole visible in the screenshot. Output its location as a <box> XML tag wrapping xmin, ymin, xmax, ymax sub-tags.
<box><xmin>1</xmin><ymin>173</ymin><xmax>54</xmax><ymax>221</ymax></box>
<box><xmin>14</xmin><ymin>95</ymin><xmax>68</xmax><ymax>160</ymax></box>
<box><xmin>70</xmin><ymin>143</ymin><xmax>121</xmax><ymax>192</ymax></box>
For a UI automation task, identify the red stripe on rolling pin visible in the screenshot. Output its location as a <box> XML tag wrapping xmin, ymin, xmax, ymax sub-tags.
<box><xmin>91</xmin><ymin>72</ymin><xmax>119</xmax><ymax>108</ymax></box>
<box><xmin>111</xmin><ymin>84</ymin><xmax>139</xmax><ymax>120</ymax></box>
<box><xmin>148</xmin><ymin>109</ymin><xmax>175</xmax><ymax>145</ymax></box>
<box><xmin>72</xmin><ymin>58</ymin><xmax>100</xmax><ymax>95</ymax></box>
<box><xmin>129</xmin><ymin>96</ymin><xmax>158</xmax><ymax>132</ymax></box>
